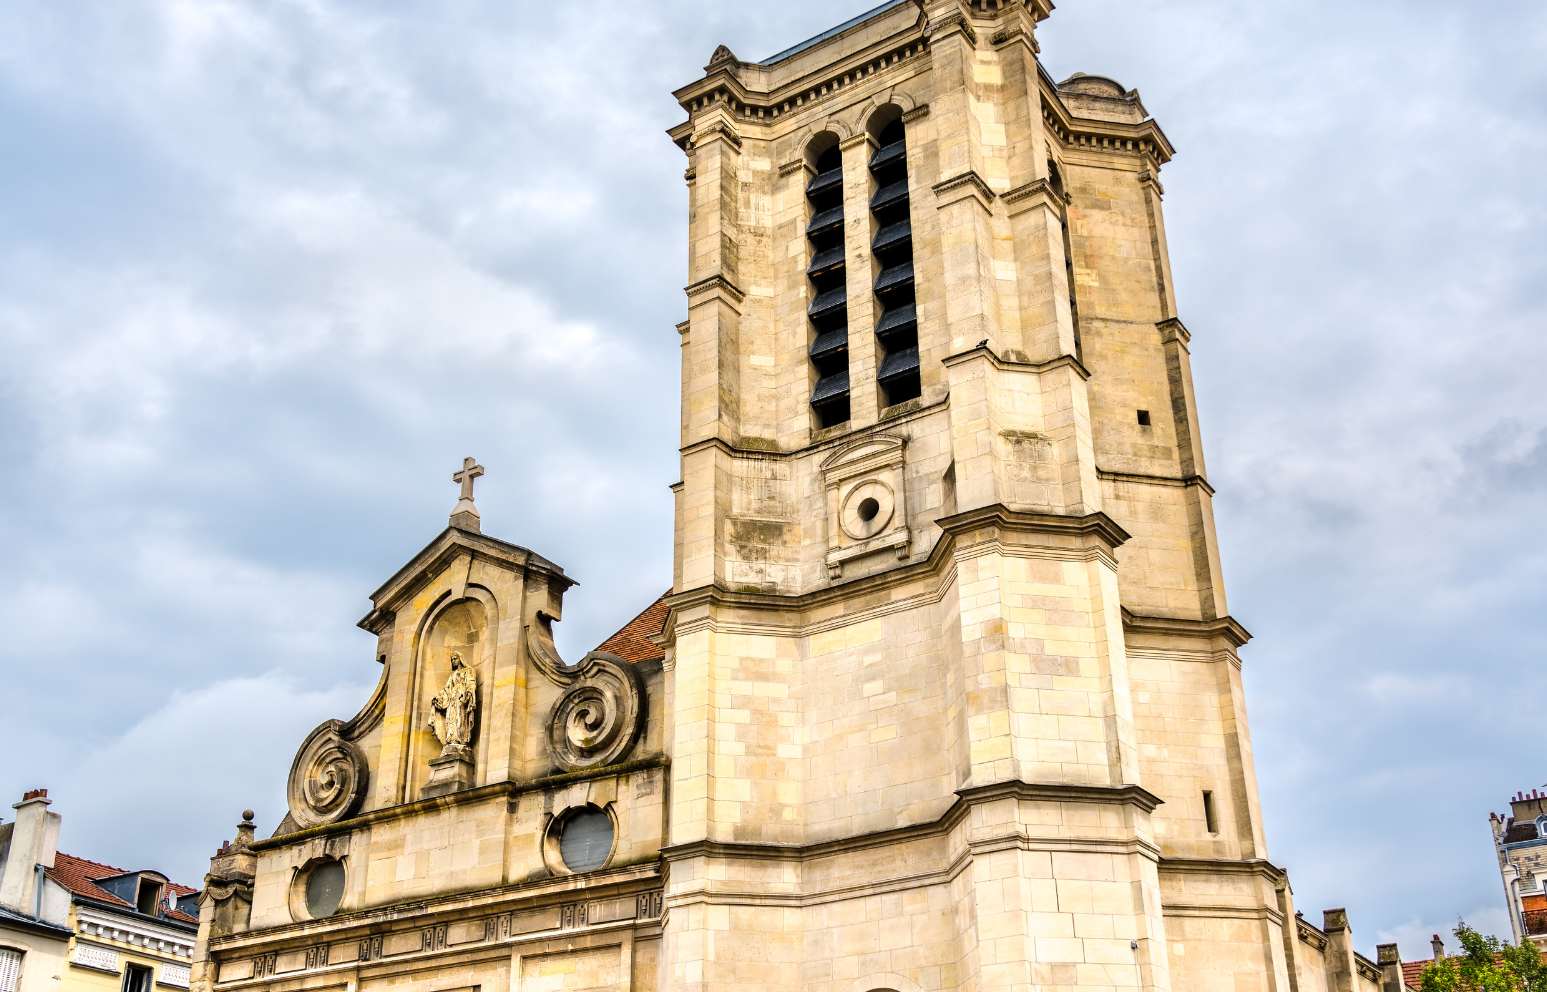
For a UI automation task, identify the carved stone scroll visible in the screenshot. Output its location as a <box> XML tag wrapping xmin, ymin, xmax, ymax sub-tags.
<box><xmin>526</xmin><ymin>613</ymin><xmax>645</xmax><ymax>772</ymax></box>
<box><xmin>287</xmin><ymin>720</ymin><xmax>368</xmax><ymax>829</ymax></box>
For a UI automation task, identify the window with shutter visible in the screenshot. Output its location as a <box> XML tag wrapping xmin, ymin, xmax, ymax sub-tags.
<box><xmin>0</xmin><ymin>949</ymin><xmax>21</xmax><ymax>992</ymax></box>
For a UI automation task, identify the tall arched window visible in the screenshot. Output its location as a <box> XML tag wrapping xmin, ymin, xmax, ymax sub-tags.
<box><xmin>806</xmin><ymin>136</ymin><xmax>850</xmax><ymax>428</ymax></box>
<box><xmin>1048</xmin><ymin>160</ymin><xmax>1082</xmax><ymax>360</ymax></box>
<box><xmin>869</xmin><ymin>111</ymin><xmax>920</xmax><ymax>408</ymax></box>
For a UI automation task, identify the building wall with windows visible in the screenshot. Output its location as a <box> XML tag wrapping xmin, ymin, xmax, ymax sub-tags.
<box><xmin>0</xmin><ymin>916</ymin><xmax>70</xmax><ymax>992</ymax></box>
<box><xmin>0</xmin><ymin>792</ymin><xmax>196</xmax><ymax>992</ymax></box>
<box><xmin>1491</xmin><ymin>788</ymin><xmax>1547</xmax><ymax>948</ymax></box>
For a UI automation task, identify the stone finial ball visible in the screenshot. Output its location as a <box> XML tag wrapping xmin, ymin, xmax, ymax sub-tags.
<box><xmin>242</xmin><ymin>809</ymin><xmax>255</xmax><ymax>821</ymax></box>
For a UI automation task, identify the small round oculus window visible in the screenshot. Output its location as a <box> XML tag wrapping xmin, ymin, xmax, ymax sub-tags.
<box><xmin>303</xmin><ymin>859</ymin><xmax>345</xmax><ymax>919</ymax></box>
<box><xmin>840</xmin><ymin>481</ymin><xmax>895</xmax><ymax>540</ymax></box>
<box><xmin>558</xmin><ymin>808</ymin><xmax>614</xmax><ymax>873</ymax></box>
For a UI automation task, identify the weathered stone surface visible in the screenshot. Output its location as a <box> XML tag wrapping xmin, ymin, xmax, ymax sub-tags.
<box><xmin>187</xmin><ymin>4</ymin><xmax>1381</xmax><ymax>992</ymax></box>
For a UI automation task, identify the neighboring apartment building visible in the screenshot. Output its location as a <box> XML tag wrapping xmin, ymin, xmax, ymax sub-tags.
<box><xmin>1491</xmin><ymin>787</ymin><xmax>1547</xmax><ymax>949</ymax></box>
<box><xmin>0</xmin><ymin>790</ymin><xmax>200</xmax><ymax>992</ymax></box>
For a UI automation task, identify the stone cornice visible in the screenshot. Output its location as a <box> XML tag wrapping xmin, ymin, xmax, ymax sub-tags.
<box><xmin>683</xmin><ymin>273</ymin><xmax>746</xmax><ymax>305</ymax></box>
<box><xmin>678</xmin><ymin>396</ymin><xmax>949</xmax><ymax>461</ymax></box>
<box><xmin>925</xmin><ymin>8</ymin><xmax>978</xmax><ymax>48</ymax></box>
<box><xmin>661</xmin><ymin>778</ymin><xmax>1162</xmax><ymax>868</ymax></box>
<box><xmin>75</xmin><ymin>902</ymin><xmax>197</xmax><ymax>949</ymax></box>
<box><xmin>1097</xmin><ymin>467</ymin><xmax>1215</xmax><ymax>496</ymax></box>
<box><xmin>251</xmin><ymin>757</ymin><xmax>669</xmax><ymax>850</ymax></box>
<box><xmin>1121</xmin><ymin>610</ymin><xmax>1253</xmax><ymax>648</ymax></box>
<box><xmin>1038</xmin><ymin>64</ymin><xmax>1175</xmax><ymax>165</ymax></box>
<box><xmin>932</xmin><ymin>170</ymin><xmax>996</xmax><ymax>212</ymax></box>
<box><xmin>357</xmin><ymin>527</ymin><xmax>573</xmax><ymax>633</ymax></box>
<box><xmin>937</xmin><ymin>504</ymin><xmax>1133</xmax><ymax>552</ymax></box>
<box><xmin>1002</xmin><ymin>177</ymin><xmax>1066</xmax><ymax>218</ymax></box>
<box><xmin>669</xmin><ymin>30</ymin><xmax>932</xmax><ymax>149</ymax></box>
<box><xmin>1157</xmin><ymin>856</ymin><xmax>1286</xmax><ymax>883</ymax></box>
<box><xmin>941</xmin><ymin>343</ymin><xmax>1091</xmax><ymax>380</ymax></box>
<box><xmin>207</xmin><ymin>861</ymin><xmax>663</xmax><ymax>957</ymax></box>
<box><xmin>1297</xmin><ymin>916</ymin><xmax>1330</xmax><ymax>951</ymax></box>
<box><xmin>1157</xmin><ymin>315</ymin><xmax>1191</xmax><ymax>347</ymax></box>
<box><xmin>666</xmin><ymin>501</ymin><xmax>1128</xmax><ymax>633</ymax></box>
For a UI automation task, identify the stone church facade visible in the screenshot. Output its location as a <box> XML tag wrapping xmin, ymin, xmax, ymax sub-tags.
<box><xmin>191</xmin><ymin>3</ymin><xmax>1400</xmax><ymax>991</ymax></box>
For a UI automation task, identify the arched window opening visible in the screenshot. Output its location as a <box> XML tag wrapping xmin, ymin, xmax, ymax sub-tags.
<box><xmin>869</xmin><ymin>113</ymin><xmax>920</xmax><ymax>407</ymax></box>
<box><xmin>806</xmin><ymin>135</ymin><xmax>850</xmax><ymax>429</ymax></box>
<box><xmin>1048</xmin><ymin>160</ymin><xmax>1082</xmax><ymax>360</ymax></box>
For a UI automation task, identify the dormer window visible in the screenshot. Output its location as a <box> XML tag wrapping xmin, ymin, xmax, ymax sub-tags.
<box><xmin>97</xmin><ymin>870</ymin><xmax>170</xmax><ymax>917</ymax></box>
<box><xmin>135</xmin><ymin>877</ymin><xmax>165</xmax><ymax>916</ymax></box>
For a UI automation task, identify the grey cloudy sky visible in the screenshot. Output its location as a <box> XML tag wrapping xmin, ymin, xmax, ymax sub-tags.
<box><xmin>1</xmin><ymin>0</ymin><xmax>1543</xmax><ymax>962</ymax></box>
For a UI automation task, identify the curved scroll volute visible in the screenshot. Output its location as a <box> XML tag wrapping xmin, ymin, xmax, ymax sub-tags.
<box><xmin>286</xmin><ymin>720</ymin><xmax>369</xmax><ymax>829</ymax></box>
<box><xmin>525</xmin><ymin>612</ymin><xmax>646</xmax><ymax>772</ymax></box>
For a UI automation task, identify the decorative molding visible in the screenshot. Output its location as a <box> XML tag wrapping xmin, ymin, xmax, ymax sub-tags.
<box><xmin>683</xmin><ymin>273</ymin><xmax>746</xmax><ymax>304</ymax></box>
<box><xmin>820</xmin><ymin>434</ymin><xmax>911</xmax><ymax>578</ymax></box>
<box><xmin>286</xmin><ymin>721</ymin><xmax>368</xmax><ymax>830</ymax></box>
<box><xmin>524</xmin><ymin>613</ymin><xmax>647</xmax><ymax>772</ymax></box>
<box><xmin>1121</xmin><ymin>610</ymin><xmax>1253</xmax><ymax>649</ymax></box>
<box><xmin>75</xmin><ymin>906</ymin><xmax>196</xmax><ymax>958</ymax></box>
<box><xmin>71</xmin><ymin>942</ymin><xmax>119</xmax><ymax>973</ymax></box>
<box><xmin>838</xmin><ymin>131</ymin><xmax>876</xmax><ymax>152</ymax></box>
<box><xmin>1097</xmin><ymin>467</ymin><xmax>1215</xmax><ymax>496</ymax></box>
<box><xmin>671</xmin><ymin>36</ymin><xmax>933</xmax><ymax>144</ymax></box>
<box><xmin>253</xmin><ymin>757</ymin><xmax>667</xmax><ymax>849</ymax></box>
<box><xmin>901</xmin><ymin>103</ymin><xmax>930</xmax><ymax>124</ymax></box>
<box><xmin>936</xmin><ymin>504</ymin><xmax>1132</xmax><ymax>553</ymax></box>
<box><xmin>941</xmin><ymin>342</ymin><xmax>1091</xmax><ymax>380</ymax></box>
<box><xmin>1296</xmin><ymin>917</ymin><xmax>1329</xmax><ymax>951</ymax></box>
<box><xmin>926</xmin><ymin>9</ymin><xmax>978</xmax><ymax>48</ymax></box>
<box><xmin>157</xmin><ymin>963</ymin><xmax>191</xmax><ymax>989</ymax></box>
<box><xmin>777</xmin><ymin>158</ymin><xmax>810</xmax><ymax>178</ymax></box>
<box><xmin>358</xmin><ymin>527</ymin><xmax>572</xmax><ymax>633</ymax></box>
<box><xmin>931</xmin><ymin>170</ymin><xmax>995</xmax><ymax>212</ymax></box>
<box><xmin>1039</xmin><ymin>68</ymin><xmax>1175</xmax><ymax>166</ymax></box>
<box><xmin>1157</xmin><ymin>316</ymin><xmax>1191</xmax><ymax>346</ymax></box>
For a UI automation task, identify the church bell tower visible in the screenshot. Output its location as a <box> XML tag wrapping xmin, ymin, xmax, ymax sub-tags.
<box><xmin>662</xmin><ymin>1</ymin><xmax>1298</xmax><ymax>989</ymax></box>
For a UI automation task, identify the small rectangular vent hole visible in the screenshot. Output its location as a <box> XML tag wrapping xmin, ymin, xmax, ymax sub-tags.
<box><xmin>1137</xmin><ymin>409</ymin><xmax>1152</xmax><ymax>427</ymax></box>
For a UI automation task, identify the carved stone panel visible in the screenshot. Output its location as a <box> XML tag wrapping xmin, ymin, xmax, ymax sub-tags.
<box><xmin>286</xmin><ymin>721</ymin><xmax>368</xmax><ymax>830</ymax></box>
<box><xmin>820</xmin><ymin>434</ymin><xmax>911</xmax><ymax>577</ymax></box>
<box><xmin>527</xmin><ymin>616</ymin><xmax>646</xmax><ymax>772</ymax></box>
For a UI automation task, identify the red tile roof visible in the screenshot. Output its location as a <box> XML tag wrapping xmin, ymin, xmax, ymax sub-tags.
<box><xmin>1402</xmin><ymin>947</ymin><xmax>1547</xmax><ymax>990</ymax></box>
<box><xmin>594</xmin><ymin>591</ymin><xmax>671</xmax><ymax>663</ymax></box>
<box><xmin>47</xmin><ymin>851</ymin><xmax>198</xmax><ymax>923</ymax></box>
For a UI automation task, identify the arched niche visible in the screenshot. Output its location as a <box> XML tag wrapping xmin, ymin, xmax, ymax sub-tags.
<box><xmin>404</xmin><ymin>590</ymin><xmax>497</xmax><ymax>799</ymax></box>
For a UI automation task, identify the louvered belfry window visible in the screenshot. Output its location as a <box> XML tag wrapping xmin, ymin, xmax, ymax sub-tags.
<box><xmin>870</xmin><ymin>116</ymin><xmax>921</xmax><ymax>407</ymax></box>
<box><xmin>1049</xmin><ymin>161</ymin><xmax>1082</xmax><ymax>360</ymax></box>
<box><xmin>806</xmin><ymin>140</ymin><xmax>851</xmax><ymax>428</ymax></box>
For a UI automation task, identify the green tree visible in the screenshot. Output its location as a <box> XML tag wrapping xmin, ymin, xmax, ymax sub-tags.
<box><xmin>1420</xmin><ymin>923</ymin><xmax>1547</xmax><ymax>992</ymax></box>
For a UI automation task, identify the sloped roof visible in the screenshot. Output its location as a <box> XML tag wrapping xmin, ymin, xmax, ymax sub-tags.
<box><xmin>594</xmin><ymin>591</ymin><xmax>671</xmax><ymax>663</ymax></box>
<box><xmin>47</xmin><ymin>851</ymin><xmax>198</xmax><ymax>924</ymax></box>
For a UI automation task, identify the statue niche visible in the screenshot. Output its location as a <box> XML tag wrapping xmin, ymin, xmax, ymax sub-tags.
<box><xmin>427</xmin><ymin>652</ymin><xmax>477</xmax><ymax>758</ymax></box>
<box><xmin>416</xmin><ymin>598</ymin><xmax>488</xmax><ymax>799</ymax></box>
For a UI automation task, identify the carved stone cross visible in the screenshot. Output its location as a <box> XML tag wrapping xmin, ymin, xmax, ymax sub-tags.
<box><xmin>449</xmin><ymin>456</ymin><xmax>484</xmax><ymax>532</ymax></box>
<box><xmin>453</xmin><ymin>457</ymin><xmax>484</xmax><ymax>502</ymax></box>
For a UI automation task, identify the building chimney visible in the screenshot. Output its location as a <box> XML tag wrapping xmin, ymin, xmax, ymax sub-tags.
<box><xmin>1376</xmin><ymin>943</ymin><xmax>1404</xmax><ymax>992</ymax></box>
<box><xmin>1431</xmin><ymin>933</ymin><xmax>1444</xmax><ymax>961</ymax></box>
<box><xmin>0</xmin><ymin>788</ymin><xmax>60</xmax><ymax>916</ymax></box>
